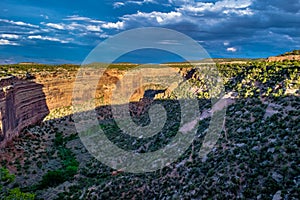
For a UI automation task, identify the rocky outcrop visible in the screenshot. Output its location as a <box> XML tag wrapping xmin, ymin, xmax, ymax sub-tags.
<box><xmin>0</xmin><ymin>76</ymin><xmax>49</xmax><ymax>147</ymax></box>
<box><xmin>267</xmin><ymin>55</ymin><xmax>300</xmax><ymax>62</ymax></box>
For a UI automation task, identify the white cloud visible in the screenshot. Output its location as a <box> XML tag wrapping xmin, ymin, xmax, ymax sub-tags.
<box><xmin>42</xmin><ymin>22</ymin><xmax>83</xmax><ymax>31</ymax></box>
<box><xmin>42</xmin><ymin>21</ymin><xmax>105</xmax><ymax>32</ymax></box>
<box><xmin>64</xmin><ymin>15</ymin><xmax>91</xmax><ymax>21</ymax></box>
<box><xmin>113</xmin><ymin>0</ymin><xmax>157</xmax><ymax>8</ymax></box>
<box><xmin>177</xmin><ymin>0</ymin><xmax>253</xmax><ymax>16</ymax></box>
<box><xmin>113</xmin><ymin>2</ymin><xmax>125</xmax><ymax>8</ymax></box>
<box><xmin>0</xmin><ymin>39</ymin><xmax>19</xmax><ymax>46</ymax></box>
<box><xmin>64</xmin><ymin>15</ymin><xmax>104</xmax><ymax>23</ymax></box>
<box><xmin>44</xmin><ymin>23</ymin><xmax>65</xmax><ymax>30</ymax></box>
<box><xmin>122</xmin><ymin>11</ymin><xmax>182</xmax><ymax>25</ymax></box>
<box><xmin>227</xmin><ymin>47</ymin><xmax>237</xmax><ymax>52</ymax></box>
<box><xmin>0</xmin><ymin>19</ymin><xmax>39</xmax><ymax>28</ymax></box>
<box><xmin>28</xmin><ymin>35</ymin><xmax>69</xmax><ymax>43</ymax></box>
<box><xmin>108</xmin><ymin>0</ymin><xmax>254</xmax><ymax>34</ymax></box>
<box><xmin>215</xmin><ymin>0</ymin><xmax>252</xmax><ymax>10</ymax></box>
<box><xmin>101</xmin><ymin>21</ymin><xmax>124</xmax><ymax>29</ymax></box>
<box><xmin>28</xmin><ymin>29</ymin><xmax>45</xmax><ymax>34</ymax></box>
<box><xmin>168</xmin><ymin>0</ymin><xmax>190</xmax><ymax>6</ymax></box>
<box><xmin>224</xmin><ymin>41</ymin><xmax>230</xmax><ymax>46</ymax></box>
<box><xmin>66</xmin><ymin>22</ymin><xmax>84</xmax><ymax>31</ymax></box>
<box><xmin>0</xmin><ymin>34</ymin><xmax>20</xmax><ymax>39</ymax></box>
<box><xmin>177</xmin><ymin>3</ymin><xmax>213</xmax><ymax>13</ymax></box>
<box><xmin>86</xmin><ymin>25</ymin><xmax>102</xmax><ymax>32</ymax></box>
<box><xmin>40</xmin><ymin>14</ymin><xmax>49</xmax><ymax>20</ymax></box>
<box><xmin>223</xmin><ymin>8</ymin><xmax>253</xmax><ymax>16</ymax></box>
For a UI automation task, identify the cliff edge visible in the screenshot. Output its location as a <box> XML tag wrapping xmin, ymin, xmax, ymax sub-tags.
<box><xmin>0</xmin><ymin>76</ymin><xmax>49</xmax><ymax>147</ymax></box>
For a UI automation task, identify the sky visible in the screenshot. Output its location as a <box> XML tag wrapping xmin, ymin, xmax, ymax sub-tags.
<box><xmin>0</xmin><ymin>0</ymin><xmax>299</xmax><ymax>64</ymax></box>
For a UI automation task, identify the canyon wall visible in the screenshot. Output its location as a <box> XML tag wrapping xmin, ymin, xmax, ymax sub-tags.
<box><xmin>34</xmin><ymin>68</ymin><xmax>127</xmax><ymax>110</ymax></box>
<box><xmin>0</xmin><ymin>76</ymin><xmax>49</xmax><ymax>147</ymax></box>
<box><xmin>34</xmin><ymin>67</ymin><xmax>187</xmax><ymax>109</ymax></box>
<box><xmin>0</xmin><ymin>66</ymin><xmax>195</xmax><ymax>147</ymax></box>
<box><xmin>0</xmin><ymin>68</ymin><xmax>143</xmax><ymax>147</ymax></box>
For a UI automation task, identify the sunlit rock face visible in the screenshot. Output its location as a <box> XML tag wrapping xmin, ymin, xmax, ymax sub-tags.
<box><xmin>0</xmin><ymin>65</ymin><xmax>199</xmax><ymax>147</ymax></box>
<box><xmin>34</xmin><ymin>68</ymin><xmax>127</xmax><ymax>109</ymax></box>
<box><xmin>0</xmin><ymin>68</ymin><xmax>130</xmax><ymax>147</ymax></box>
<box><xmin>267</xmin><ymin>55</ymin><xmax>300</xmax><ymax>62</ymax></box>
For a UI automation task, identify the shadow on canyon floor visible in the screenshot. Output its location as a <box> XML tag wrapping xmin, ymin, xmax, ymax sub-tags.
<box><xmin>1</xmin><ymin>91</ymin><xmax>299</xmax><ymax>199</ymax></box>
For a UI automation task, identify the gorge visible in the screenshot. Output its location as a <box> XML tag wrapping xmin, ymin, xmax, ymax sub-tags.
<box><xmin>0</xmin><ymin>64</ymin><xmax>198</xmax><ymax>147</ymax></box>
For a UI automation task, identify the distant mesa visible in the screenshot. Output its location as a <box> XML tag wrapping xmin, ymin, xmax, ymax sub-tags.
<box><xmin>18</xmin><ymin>62</ymin><xmax>42</xmax><ymax>65</ymax></box>
<box><xmin>161</xmin><ymin>58</ymin><xmax>258</xmax><ymax>65</ymax></box>
<box><xmin>279</xmin><ymin>49</ymin><xmax>300</xmax><ymax>56</ymax></box>
<box><xmin>267</xmin><ymin>49</ymin><xmax>300</xmax><ymax>62</ymax></box>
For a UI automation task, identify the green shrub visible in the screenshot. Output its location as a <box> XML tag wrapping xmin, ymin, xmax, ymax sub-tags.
<box><xmin>40</xmin><ymin>170</ymin><xmax>65</xmax><ymax>188</ymax></box>
<box><xmin>0</xmin><ymin>167</ymin><xmax>15</xmax><ymax>184</ymax></box>
<box><xmin>54</xmin><ymin>132</ymin><xmax>64</xmax><ymax>146</ymax></box>
<box><xmin>65</xmin><ymin>166</ymin><xmax>78</xmax><ymax>177</ymax></box>
<box><xmin>5</xmin><ymin>188</ymin><xmax>35</xmax><ymax>200</ymax></box>
<box><xmin>1</xmin><ymin>167</ymin><xmax>35</xmax><ymax>199</ymax></box>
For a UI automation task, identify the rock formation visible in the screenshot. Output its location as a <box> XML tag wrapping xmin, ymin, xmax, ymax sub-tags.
<box><xmin>0</xmin><ymin>67</ymin><xmax>149</xmax><ymax>146</ymax></box>
<box><xmin>0</xmin><ymin>76</ymin><xmax>49</xmax><ymax>147</ymax></box>
<box><xmin>0</xmin><ymin>65</ymin><xmax>199</xmax><ymax>147</ymax></box>
<box><xmin>267</xmin><ymin>55</ymin><xmax>300</xmax><ymax>62</ymax></box>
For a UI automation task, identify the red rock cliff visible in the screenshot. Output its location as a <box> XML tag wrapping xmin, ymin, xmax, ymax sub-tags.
<box><xmin>0</xmin><ymin>66</ymin><xmax>194</xmax><ymax>147</ymax></box>
<box><xmin>0</xmin><ymin>76</ymin><xmax>49</xmax><ymax>147</ymax></box>
<box><xmin>0</xmin><ymin>68</ymin><xmax>128</xmax><ymax>147</ymax></box>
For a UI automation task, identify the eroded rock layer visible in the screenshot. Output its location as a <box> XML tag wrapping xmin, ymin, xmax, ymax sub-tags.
<box><xmin>0</xmin><ymin>66</ymin><xmax>199</xmax><ymax>147</ymax></box>
<box><xmin>0</xmin><ymin>68</ymin><xmax>152</xmax><ymax>146</ymax></box>
<box><xmin>0</xmin><ymin>76</ymin><xmax>49</xmax><ymax>147</ymax></box>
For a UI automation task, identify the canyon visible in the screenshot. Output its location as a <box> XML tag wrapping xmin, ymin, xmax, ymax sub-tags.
<box><xmin>0</xmin><ymin>67</ymin><xmax>124</xmax><ymax>147</ymax></box>
<box><xmin>0</xmin><ymin>59</ymin><xmax>299</xmax><ymax>199</ymax></box>
<box><xmin>1</xmin><ymin>56</ymin><xmax>298</xmax><ymax>147</ymax></box>
<box><xmin>0</xmin><ymin>65</ymin><xmax>196</xmax><ymax>147</ymax></box>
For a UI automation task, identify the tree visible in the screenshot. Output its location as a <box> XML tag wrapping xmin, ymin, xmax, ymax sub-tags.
<box><xmin>0</xmin><ymin>167</ymin><xmax>35</xmax><ymax>200</ymax></box>
<box><xmin>5</xmin><ymin>188</ymin><xmax>35</xmax><ymax>200</ymax></box>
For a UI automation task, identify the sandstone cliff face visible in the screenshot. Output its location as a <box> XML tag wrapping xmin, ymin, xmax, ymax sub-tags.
<box><xmin>267</xmin><ymin>55</ymin><xmax>300</xmax><ymax>62</ymax></box>
<box><xmin>0</xmin><ymin>66</ymin><xmax>196</xmax><ymax>147</ymax></box>
<box><xmin>0</xmin><ymin>68</ymin><xmax>130</xmax><ymax>147</ymax></box>
<box><xmin>0</xmin><ymin>76</ymin><xmax>49</xmax><ymax>147</ymax></box>
<box><xmin>34</xmin><ymin>70</ymin><xmax>77</xmax><ymax>110</ymax></box>
<box><xmin>34</xmin><ymin>68</ymin><xmax>127</xmax><ymax>109</ymax></box>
